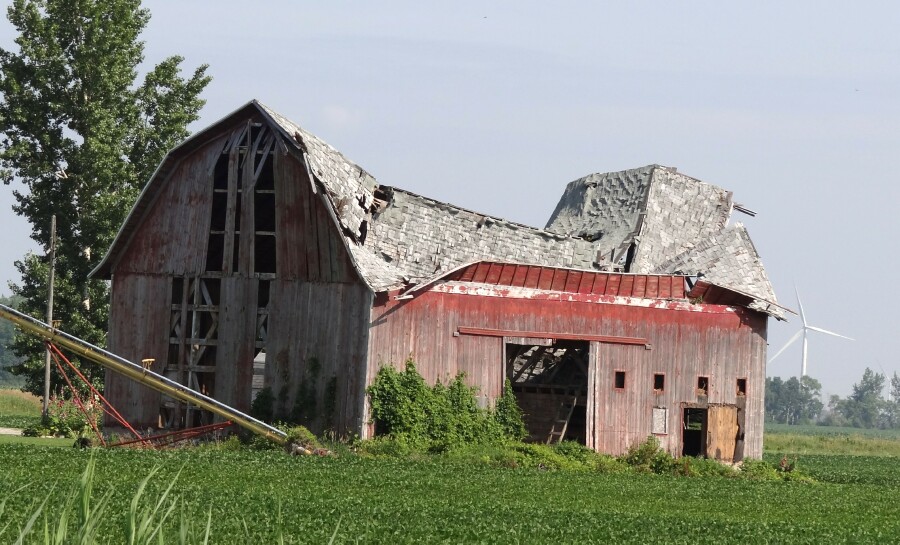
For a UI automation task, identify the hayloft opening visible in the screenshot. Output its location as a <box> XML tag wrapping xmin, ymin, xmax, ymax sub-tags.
<box><xmin>505</xmin><ymin>339</ymin><xmax>589</xmax><ymax>445</ymax></box>
<box><xmin>206</xmin><ymin>121</ymin><xmax>278</xmax><ymax>276</ymax></box>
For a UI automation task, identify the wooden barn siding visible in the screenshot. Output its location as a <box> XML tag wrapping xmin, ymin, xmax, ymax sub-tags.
<box><xmin>106</xmin><ymin>118</ymin><xmax>371</xmax><ymax>433</ymax></box>
<box><xmin>366</xmin><ymin>291</ymin><xmax>767</xmax><ymax>455</ymax></box>
<box><xmin>275</xmin><ymin>150</ymin><xmax>358</xmax><ymax>283</ymax></box>
<box><xmin>746</xmin><ymin>328</ymin><xmax>767</xmax><ymax>458</ymax></box>
<box><xmin>105</xmin><ymin>272</ymin><xmax>170</xmax><ymax>428</ymax></box>
<box><xmin>115</xmin><ymin>133</ymin><xmax>226</xmax><ymax>276</ymax></box>
<box><xmin>265</xmin><ymin>280</ymin><xmax>372</xmax><ymax>436</ymax></box>
<box><xmin>214</xmin><ymin>277</ymin><xmax>259</xmax><ymax>413</ymax></box>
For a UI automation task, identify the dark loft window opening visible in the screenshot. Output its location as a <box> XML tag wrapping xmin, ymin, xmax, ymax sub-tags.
<box><xmin>208</xmin><ymin>123</ymin><xmax>280</xmax><ymax>276</ymax></box>
<box><xmin>737</xmin><ymin>378</ymin><xmax>747</xmax><ymax>396</ymax></box>
<box><xmin>170</xmin><ymin>277</ymin><xmax>183</xmax><ymax>304</ymax></box>
<box><xmin>257</xmin><ymin>280</ymin><xmax>271</xmax><ymax>308</ymax></box>
<box><xmin>254</xmin><ymin>235</ymin><xmax>276</xmax><ymax>274</ymax></box>
<box><xmin>210</xmin><ymin>193</ymin><xmax>227</xmax><ymax>231</ymax></box>
<box><xmin>697</xmin><ymin>376</ymin><xmax>709</xmax><ymax>396</ymax></box>
<box><xmin>614</xmin><ymin>370</ymin><xmax>626</xmax><ymax>389</ymax></box>
<box><xmin>505</xmin><ymin>339</ymin><xmax>589</xmax><ymax>445</ymax></box>
<box><xmin>254</xmin><ymin>193</ymin><xmax>276</xmax><ymax>232</ymax></box>
<box><xmin>256</xmin><ymin>152</ymin><xmax>275</xmax><ymax>191</ymax></box>
<box><xmin>205</xmin><ymin>234</ymin><xmax>224</xmax><ymax>272</ymax></box>
<box><xmin>213</xmin><ymin>149</ymin><xmax>229</xmax><ymax>191</ymax></box>
<box><xmin>653</xmin><ymin>373</ymin><xmax>665</xmax><ymax>392</ymax></box>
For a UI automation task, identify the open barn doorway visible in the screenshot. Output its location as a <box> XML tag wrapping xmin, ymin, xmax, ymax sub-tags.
<box><xmin>682</xmin><ymin>407</ymin><xmax>707</xmax><ymax>457</ymax></box>
<box><xmin>505</xmin><ymin>338</ymin><xmax>589</xmax><ymax>445</ymax></box>
<box><xmin>682</xmin><ymin>404</ymin><xmax>740</xmax><ymax>461</ymax></box>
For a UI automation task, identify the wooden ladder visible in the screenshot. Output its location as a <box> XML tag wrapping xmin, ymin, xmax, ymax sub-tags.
<box><xmin>546</xmin><ymin>392</ymin><xmax>579</xmax><ymax>444</ymax></box>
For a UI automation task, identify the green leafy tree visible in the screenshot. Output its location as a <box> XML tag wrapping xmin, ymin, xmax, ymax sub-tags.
<box><xmin>831</xmin><ymin>368</ymin><xmax>887</xmax><ymax>428</ymax></box>
<box><xmin>0</xmin><ymin>295</ymin><xmax>24</xmax><ymax>386</ymax></box>
<box><xmin>0</xmin><ymin>0</ymin><xmax>210</xmax><ymax>395</ymax></box>
<box><xmin>885</xmin><ymin>371</ymin><xmax>900</xmax><ymax>428</ymax></box>
<box><xmin>765</xmin><ymin>375</ymin><xmax>823</xmax><ymax>425</ymax></box>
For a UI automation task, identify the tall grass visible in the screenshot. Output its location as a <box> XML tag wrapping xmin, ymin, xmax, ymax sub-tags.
<box><xmin>0</xmin><ymin>455</ymin><xmax>214</xmax><ymax>544</ymax></box>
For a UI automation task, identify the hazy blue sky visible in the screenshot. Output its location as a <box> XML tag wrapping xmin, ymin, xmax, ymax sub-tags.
<box><xmin>1</xmin><ymin>1</ymin><xmax>897</xmax><ymax>397</ymax></box>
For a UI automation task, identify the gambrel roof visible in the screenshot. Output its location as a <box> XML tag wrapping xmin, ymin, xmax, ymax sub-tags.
<box><xmin>93</xmin><ymin>100</ymin><xmax>782</xmax><ymax>317</ymax></box>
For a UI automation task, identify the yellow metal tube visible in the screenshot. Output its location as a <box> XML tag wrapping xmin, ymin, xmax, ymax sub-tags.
<box><xmin>0</xmin><ymin>304</ymin><xmax>286</xmax><ymax>445</ymax></box>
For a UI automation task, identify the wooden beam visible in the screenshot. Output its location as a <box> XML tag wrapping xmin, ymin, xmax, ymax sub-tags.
<box><xmin>457</xmin><ymin>326</ymin><xmax>648</xmax><ymax>346</ymax></box>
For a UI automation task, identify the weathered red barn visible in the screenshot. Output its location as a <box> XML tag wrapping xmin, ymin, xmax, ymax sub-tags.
<box><xmin>92</xmin><ymin>100</ymin><xmax>784</xmax><ymax>460</ymax></box>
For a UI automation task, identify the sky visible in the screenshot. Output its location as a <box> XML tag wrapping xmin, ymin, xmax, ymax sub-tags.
<box><xmin>0</xmin><ymin>1</ymin><xmax>897</xmax><ymax>398</ymax></box>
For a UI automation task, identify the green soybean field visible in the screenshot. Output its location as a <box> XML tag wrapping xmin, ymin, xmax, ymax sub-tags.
<box><xmin>1</xmin><ymin>443</ymin><xmax>898</xmax><ymax>544</ymax></box>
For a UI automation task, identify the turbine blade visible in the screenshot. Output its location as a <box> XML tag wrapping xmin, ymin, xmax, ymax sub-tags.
<box><xmin>768</xmin><ymin>330</ymin><xmax>804</xmax><ymax>363</ymax></box>
<box><xmin>794</xmin><ymin>286</ymin><xmax>807</xmax><ymax>327</ymax></box>
<box><xmin>806</xmin><ymin>325</ymin><xmax>854</xmax><ymax>341</ymax></box>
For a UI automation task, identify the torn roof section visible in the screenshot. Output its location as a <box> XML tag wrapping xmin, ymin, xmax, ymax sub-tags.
<box><xmin>541</xmin><ymin>164</ymin><xmax>780</xmax><ymax>316</ymax></box>
<box><xmin>362</xmin><ymin>186</ymin><xmax>598</xmax><ymax>288</ymax></box>
<box><xmin>655</xmin><ymin>223</ymin><xmax>782</xmax><ymax>317</ymax></box>
<box><xmin>545</xmin><ymin>165</ymin><xmax>733</xmax><ymax>271</ymax></box>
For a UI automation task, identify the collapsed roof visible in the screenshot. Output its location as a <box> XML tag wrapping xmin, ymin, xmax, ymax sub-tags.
<box><xmin>93</xmin><ymin>100</ymin><xmax>781</xmax><ymax>317</ymax></box>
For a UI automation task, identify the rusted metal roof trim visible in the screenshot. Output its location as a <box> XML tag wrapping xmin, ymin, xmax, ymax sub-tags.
<box><xmin>457</xmin><ymin>326</ymin><xmax>649</xmax><ymax>347</ymax></box>
<box><xmin>395</xmin><ymin>259</ymin><xmax>689</xmax><ymax>300</ymax></box>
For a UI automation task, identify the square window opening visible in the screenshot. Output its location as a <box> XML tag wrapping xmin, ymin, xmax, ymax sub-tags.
<box><xmin>737</xmin><ymin>378</ymin><xmax>747</xmax><ymax>396</ymax></box>
<box><xmin>653</xmin><ymin>373</ymin><xmax>665</xmax><ymax>392</ymax></box>
<box><xmin>697</xmin><ymin>376</ymin><xmax>709</xmax><ymax>396</ymax></box>
<box><xmin>614</xmin><ymin>370</ymin><xmax>626</xmax><ymax>389</ymax></box>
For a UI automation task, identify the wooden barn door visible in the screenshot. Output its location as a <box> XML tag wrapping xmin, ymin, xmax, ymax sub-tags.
<box><xmin>706</xmin><ymin>405</ymin><xmax>739</xmax><ymax>462</ymax></box>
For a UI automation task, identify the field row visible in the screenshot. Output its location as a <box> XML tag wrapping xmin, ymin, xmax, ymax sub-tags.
<box><xmin>1</xmin><ymin>444</ymin><xmax>899</xmax><ymax>543</ymax></box>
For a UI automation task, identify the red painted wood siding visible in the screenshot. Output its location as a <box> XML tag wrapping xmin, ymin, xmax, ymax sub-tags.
<box><xmin>115</xmin><ymin>134</ymin><xmax>226</xmax><ymax>276</ymax></box>
<box><xmin>367</xmin><ymin>289</ymin><xmax>766</xmax><ymax>457</ymax></box>
<box><xmin>274</xmin><ymin>151</ymin><xmax>358</xmax><ymax>283</ymax></box>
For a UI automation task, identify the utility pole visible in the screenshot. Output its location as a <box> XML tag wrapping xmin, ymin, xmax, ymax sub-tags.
<box><xmin>42</xmin><ymin>214</ymin><xmax>56</xmax><ymax>418</ymax></box>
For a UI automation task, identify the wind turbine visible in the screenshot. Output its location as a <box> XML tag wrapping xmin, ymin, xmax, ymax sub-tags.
<box><xmin>768</xmin><ymin>288</ymin><xmax>854</xmax><ymax>377</ymax></box>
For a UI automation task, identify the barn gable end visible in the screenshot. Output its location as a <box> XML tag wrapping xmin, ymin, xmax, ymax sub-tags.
<box><xmin>95</xmin><ymin>103</ymin><xmax>373</xmax><ymax>432</ymax></box>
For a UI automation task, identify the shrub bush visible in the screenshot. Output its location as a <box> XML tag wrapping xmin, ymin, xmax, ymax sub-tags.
<box><xmin>250</xmin><ymin>387</ymin><xmax>275</xmax><ymax>423</ymax></box>
<box><xmin>22</xmin><ymin>394</ymin><xmax>101</xmax><ymax>438</ymax></box>
<box><xmin>366</xmin><ymin>360</ymin><xmax>527</xmax><ymax>451</ymax></box>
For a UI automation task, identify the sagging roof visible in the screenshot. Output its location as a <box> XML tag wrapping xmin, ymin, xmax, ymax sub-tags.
<box><xmin>362</xmin><ymin>186</ymin><xmax>598</xmax><ymax>286</ymax></box>
<box><xmin>92</xmin><ymin>100</ymin><xmax>781</xmax><ymax>317</ymax></box>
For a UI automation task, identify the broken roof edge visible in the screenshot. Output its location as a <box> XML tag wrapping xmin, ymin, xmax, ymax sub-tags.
<box><xmin>691</xmin><ymin>279</ymin><xmax>793</xmax><ymax>320</ymax></box>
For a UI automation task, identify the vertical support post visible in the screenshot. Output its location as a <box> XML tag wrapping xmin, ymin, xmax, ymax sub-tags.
<box><xmin>42</xmin><ymin>214</ymin><xmax>57</xmax><ymax>418</ymax></box>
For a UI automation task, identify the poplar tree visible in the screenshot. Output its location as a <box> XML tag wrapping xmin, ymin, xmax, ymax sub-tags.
<box><xmin>0</xmin><ymin>0</ymin><xmax>210</xmax><ymax>395</ymax></box>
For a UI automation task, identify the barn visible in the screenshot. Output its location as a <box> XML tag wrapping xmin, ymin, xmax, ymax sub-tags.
<box><xmin>91</xmin><ymin>100</ymin><xmax>784</xmax><ymax>460</ymax></box>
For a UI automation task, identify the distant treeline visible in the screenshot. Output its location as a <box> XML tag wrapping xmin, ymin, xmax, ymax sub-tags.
<box><xmin>766</xmin><ymin>368</ymin><xmax>900</xmax><ymax>429</ymax></box>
